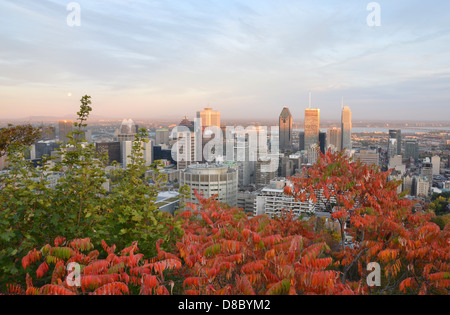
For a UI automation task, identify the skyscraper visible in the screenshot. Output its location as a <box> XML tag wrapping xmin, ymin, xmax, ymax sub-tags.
<box><xmin>327</xmin><ymin>128</ymin><xmax>341</xmax><ymax>152</ymax></box>
<box><xmin>421</xmin><ymin>161</ymin><xmax>433</xmax><ymax>190</ymax></box>
<box><xmin>341</xmin><ymin>105</ymin><xmax>352</xmax><ymax>151</ymax></box>
<box><xmin>405</xmin><ymin>140</ymin><xmax>419</xmax><ymax>162</ymax></box>
<box><xmin>304</xmin><ymin>109</ymin><xmax>320</xmax><ymax>150</ymax></box>
<box><xmin>96</xmin><ymin>142</ymin><xmax>121</xmax><ymax>165</ymax></box>
<box><xmin>279</xmin><ymin>107</ymin><xmax>293</xmax><ymax>153</ymax></box>
<box><xmin>58</xmin><ymin>120</ymin><xmax>73</xmax><ymax>144</ymax></box>
<box><xmin>389</xmin><ymin>130</ymin><xmax>402</xmax><ymax>156</ymax></box>
<box><xmin>155</xmin><ymin>129</ymin><xmax>169</xmax><ymax>146</ymax></box>
<box><xmin>118</xmin><ymin>119</ymin><xmax>136</xmax><ymax>142</ymax></box>
<box><xmin>319</xmin><ymin>131</ymin><xmax>326</xmax><ymax>154</ymax></box>
<box><xmin>197</xmin><ymin>107</ymin><xmax>221</xmax><ymax>128</ymax></box>
<box><xmin>432</xmin><ymin>156</ymin><xmax>441</xmax><ymax>176</ymax></box>
<box><xmin>299</xmin><ymin>131</ymin><xmax>305</xmax><ymax>151</ymax></box>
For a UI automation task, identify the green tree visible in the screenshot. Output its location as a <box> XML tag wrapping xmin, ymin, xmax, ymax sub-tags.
<box><xmin>49</xmin><ymin>96</ymin><xmax>109</xmax><ymax>242</ymax></box>
<box><xmin>105</xmin><ymin>129</ymin><xmax>183</xmax><ymax>256</ymax></box>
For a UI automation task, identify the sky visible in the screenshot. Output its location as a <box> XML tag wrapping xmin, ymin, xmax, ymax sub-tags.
<box><xmin>1</xmin><ymin>0</ymin><xmax>450</xmax><ymax>121</ymax></box>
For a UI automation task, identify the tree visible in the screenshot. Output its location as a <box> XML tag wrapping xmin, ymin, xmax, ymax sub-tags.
<box><xmin>0</xmin><ymin>124</ymin><xmax>41</xmax><ymax>157</ymax></box>
<box><xmin>286</xmin><ymin>150</ymin><xmax>450</xmax><ymax>294</ymax></box>
<box><xmin>172</xmin><ymin>192</ymin><xmax>360</xmax><ymax>295</ymax></box>
<box><xmin>104</xmin><ymin>129</ymin><xmax>184</xmax><ymax>256</ymax></box>
<box><xmin>0</xmin><ymin>95</ymin><xmax>183</xmax><ymax>288</ymax></box>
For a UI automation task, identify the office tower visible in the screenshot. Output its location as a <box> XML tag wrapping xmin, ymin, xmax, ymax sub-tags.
<box><xmin>307</xmin><ymin>144</ymin><xmax>320</xmax><ymax>165</ymax></box>
<box><xmin>180</xmin><ymin>163</ymin><xmax>238</xmax><ymax>207</ymax></box>
<box><xmin>174</xmin><ymin>117</ymin><xmax>196</xmax><ymax>170</ymax></box>
<box><xmin>432</xmin><ymin>156</ymin><xmax>441</xmax><ymax>176</ymax></box>
<box><xmin>448</xmin><ymin>155</ymin><xmax>450</xmax><ymax>168</ymax></box>
<box><xmin>389</xmin><ymin>155</ymin><xmax>403</xmax><ymax>169</ymax></box>
<box><xmin>58</xmin><ymin>120</ymin><xmax>73</xmax><ymax>144</ymax></box>
<box><xmin>121</xmin><ymin>140</ymin><xmax>153</xmax><ymax>169</ymax></box>
<box><xmin>255</xmin><ymin>158</ymin><xmax>277</xmax><ymax>188</ymax></box>
<box><xmin>405</xmin><ymin>140</ymin><xmax>419</xmax><ymax>162</ymax></box>
<box><xmin>118</xmin><ymin>119</ymin><xmax>137</xmax><ymax>142</ymax></box>
<box><xmin>179</xmin><ymin>116</ymin><xmax>195</xmax><ymax>129</ymax></box>
<box><xmin>354</xmin><ymin>149</ymin><xmax>380</xmax><ymax>166</ymax></box>
<box><xmin>235</xmin><ymin>142</ymin><xmax>256</xmax><ymax>187</ymax></box>
<box><xmin>155</xmin><ymin>129</ymin><xmax>169</xmax><ymax>146</ymax></box>
<box><xmin>387</xmin><ymin>138</ymin><xmax>398</xmax><ymax>159</ymax></box>
<box><xmin>421</xmin><ymin>162</ymin><xmax>433</xmax><ymax>189</ymax></box>
<box><xmin>388</xmin><ymin>130</ymin><xmax>402</xmax><ymax>156</ymax></box>
<box><xmin>40</xmin><ymin>126</ymin><xmax>56</xmax><ymax>141</ymax></box>
<box><xmin>153</xmin><ymin>146</ymin><xmax>176</xmax><ymax>165</ymax></box>
<box><xmin>280</xmin><ymin>155</ymin><xmax>295</xmax><ymax>178</ymax></box>
<box><xmin>341</xmin><ymin>106</ymin><xmax>352</xmax><ymax>151</ymax></box>
<box><xmin>304</xmin><ymin>108</ymin><xmax>320</xmax><ymax>150</ymax></box>
<box><xmin>96</xmin><ymin>142</ymin><xmax>121</xmax><ymax>165</ymax></box>
<box><xmin>197</xmin><ymin>107</ymin><xmax>221</xmax><ymax>128</ymax></box>
<box><xmin>279</xmin><ymin>107</ymin><xmax>293</xmax><ymax>153</ymax></box>
<box><xmin>299</xmin><ymin>131</ymin><xmax>305</xmax><ymax>151</ymax></box>
<box><xmin>35</xmin><ymin>142</ymin><xmax>60</xmax><ymax>159</ymax></box>
<box><xmin>327</xmin><ymin>128</ymin><xmax>342</xmax><ymax>152</ymax></box>
<box><xmin>319</xmin><ymin>131</ymin><xmax>326</xmax><ymax>154</ymax></box>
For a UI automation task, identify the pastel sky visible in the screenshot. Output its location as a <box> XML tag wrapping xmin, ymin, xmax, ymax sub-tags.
<box><xmin>1</xmin><ymin>0</ymin><xmax>450</xmax><ymax>121</ymax></box>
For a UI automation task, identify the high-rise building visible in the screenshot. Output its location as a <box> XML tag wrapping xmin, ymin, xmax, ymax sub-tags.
<box><xmin>155</xmin><ymin>129</ymin><xmax>169</xmax><ymax>146</ymax></box>
<box><xmin>121</xmin><ymin>140</ymin><xmax>153</xmax><ymax>169</ymax></box>
<box><xmin>197</xmin><ymin>107</ymin><xmax>221</xmax><ymax>128</ymax></box>
<box><xmin>319</xmin><ymin>131</ymin><xmax>326</xmax><ymax>154</ymax></box>
<box><xmin>40</xmin><ymin>126</ymin><xmax>56</xmax><ymax>141</ymax></box>
<box><xmin>96</xmin><ymin>142</ymin><xmax>121</xmax><ymax>165</ymax></box>
<box><xmin>58</xmin><ymin>120</ymin><xmax>73</xmax><ymax>144</ymax></box>
<box><xmin>388</xmin><ymin>130</ymin><xmax>402</xmax><ymax>156</ymax></box>
<box><xmin>307</xmin><ymin>144</ymin><xmax>320</xmax><ymax>165</ymax></box>
<box><xmin>354</xmin><ymin>149</ymin><xmax>380</xmax><ymax>166</ymax></box>
<box><xmin>173</xmin><ymin>117</ymin><xmax>197</xmax><ymax>170</ymax></box>
<box><xmin>341</xmin><ymin>106</ymin><xmax>352</xmax><ymax>151</ymax></box>
<box><xmin>235</xmin><ymin>142</ymin><xmax>255</xmax><ymax>187</ymax></box>
<box><xmin>388</xmin><ymin>138</ymin><xmax>398</xmax><ymax>159</ymax></box>
<box><xmin>255</xmin><ymin>158</ymin><xmax>277</xmax><ymax>188</ymax></box>
<box><xmin>279</xmin><ymin>107</ymin><xmax>293</xmax><ymax>153</ymax></box>
<box><xmin>405</xmin><ymin>140</ymin><xmax>419</xmax><ymax>162</ymax></box>
<box><xmin>118</xmin><ymin>119</ymin><xmax>137</xmax><ymax>142</ymax></box>
<box><xmin>299</xmin><ymin>131</ymin><xmax>305</xmax><ymax>151</ymax></box>
<box><xmin>304</xmin><ymin>108</ymin><xmax>320</xmax><ymax>150</ymax></box>
<box><xmin>432</xmin><ymin>156</ymin><xmax>441</xmax><ymax>176</ymax></box>
<box><xmin>180</xmin><ymin>163</ymin><xmax>238</xmax><ymax>207</ymax></box>
<box><xmin>421</xmin><ymin>161</ymin><xmax>433</xmax><ymax>189</ymax></box>
<box><xmin>327</xmin><ymin>128</ymin><xmax>341</xmax><ymax>152</ymax></box>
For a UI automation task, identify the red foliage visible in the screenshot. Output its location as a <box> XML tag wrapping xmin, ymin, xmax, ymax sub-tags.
<box><xmin>8</xmin><ymin>151</ymin><xmax>449</xmax><ymax>295</ymax></box>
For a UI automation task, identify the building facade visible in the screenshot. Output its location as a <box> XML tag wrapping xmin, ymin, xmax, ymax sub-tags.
<box><xmin>304</xmin><ymin>108</ymin><xmax>320</xmax><ymax>150</ymax></box>
<box><xmin>341</xmin><ymin>106</ymin><xmax>352</xmax><ymax>151</ymax></box>
<box><xmin>279</xmin><ymin>107</ymin><xmax>293</xmax><ymax>153</ymax></box>
<box><xmin>180</xmin><ymin>163</ymin><xmax>238</xmax><ymax>207</ymax></box>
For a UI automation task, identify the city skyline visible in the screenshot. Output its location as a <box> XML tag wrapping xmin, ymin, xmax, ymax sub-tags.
<box><xmin>1</xmin><ymin>1</ymin><xmax>450</xmax><ymax>121</ymax></box>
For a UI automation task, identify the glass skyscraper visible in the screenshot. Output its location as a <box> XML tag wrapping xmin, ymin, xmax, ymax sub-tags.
<box><xmin>304</xmin><ymin>108</ymin><xmax>320</xmax><ymax>150</ymax></box>
<box><xmin>341</xmin><ymin>106</ymin><xmax>352</xmax><ymax>151</ymax></box>
<box><xmin>279</xmin><ymin>107</ymin><xmax>293</xmax><ymax>153</ymax></box>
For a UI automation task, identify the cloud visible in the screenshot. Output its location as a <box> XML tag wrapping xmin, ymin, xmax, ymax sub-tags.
<box><xmin>0</xmin><ymin>0</ymin><xmax>449</xmax><ymax>120</ymax></box>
